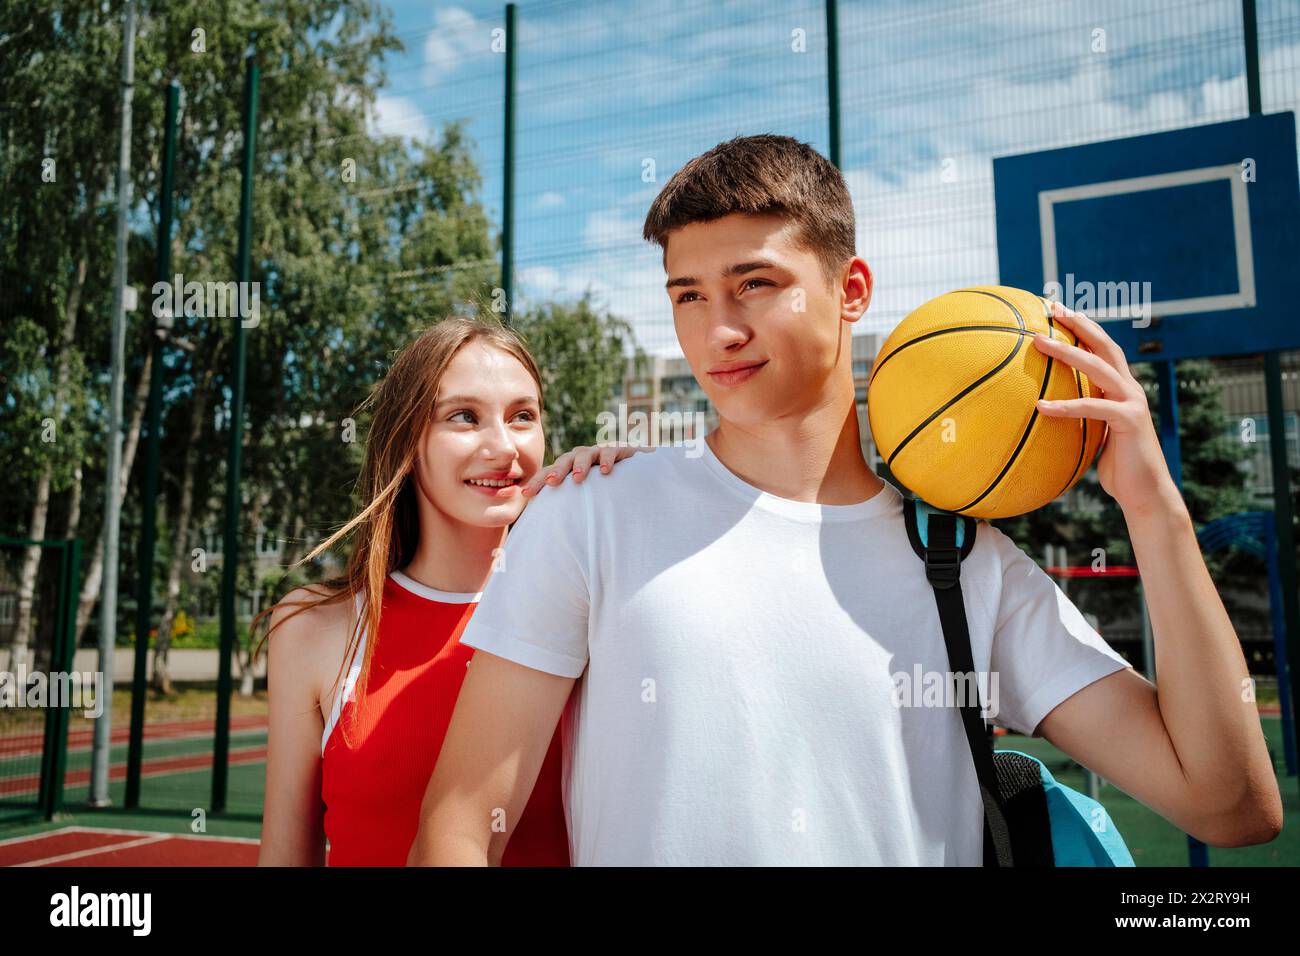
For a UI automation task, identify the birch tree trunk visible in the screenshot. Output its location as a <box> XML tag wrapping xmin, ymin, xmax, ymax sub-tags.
<box><xmin>236</xmin><ymin>493</ymin><xmax>265</xmax><ymax>696</ymax></box>
<box><xmin>152</xmin><ymin>379</ymin><xmax>209</xmax><ymax>695</ymax></box>
<box><xmin>10</xmin><ymin>255</ymin><xmax>87</xmax><ymax>671</ymax></box>
<box><xmin>65</xmin><ymin>465</ymin><xmax>83</xmax><ymax>542</ymax></box>
<box><xmin>74</xmin><ymin>348</ymin><xmax>153</xmax><ymax>641</ymax></box>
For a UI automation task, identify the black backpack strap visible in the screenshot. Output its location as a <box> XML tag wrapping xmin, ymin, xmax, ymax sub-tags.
<box><xmin>903</xmin><ymin>498</ymin><xmax>1016</xmax><ymax>867</ymax></box>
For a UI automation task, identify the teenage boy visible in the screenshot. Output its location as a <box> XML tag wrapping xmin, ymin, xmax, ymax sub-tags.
<box><xmin>409</xmin><ymin>134</ymin><xmax>1281</xmax><ymax>865</ymax></box>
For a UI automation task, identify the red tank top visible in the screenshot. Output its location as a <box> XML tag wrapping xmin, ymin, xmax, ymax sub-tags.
<box><xmin>321</xmin><ymin>571</ymin><xmax>570</xmax><ymax>866</ymax></box>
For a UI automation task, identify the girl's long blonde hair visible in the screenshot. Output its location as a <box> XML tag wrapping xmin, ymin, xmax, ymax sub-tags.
<box><xmin>253</xmin><ymin>313</ymin><xmax>545</xmax><ymax>735</ymax></box>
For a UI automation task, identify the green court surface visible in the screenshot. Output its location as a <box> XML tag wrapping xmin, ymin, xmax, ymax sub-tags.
<box><xmin>996</xmin><ymin>715</ymin><xmax>1297</xmax><ymax>866</ymax></box>
<box><xmin>1</xmin><ymin>714</ymin><xmax>1295</xmax><ymax>864</ymax></box>
<box><xmin>0</xmin><ymin>719</ymin><xmax>267</xmax><ymax>843</ymax></box>
<box><xmin>0</xmin><ymin>760</ymin><xmax>268</xmax><ymax>844</ymax></box>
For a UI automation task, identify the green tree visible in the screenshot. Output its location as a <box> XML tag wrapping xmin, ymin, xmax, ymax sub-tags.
<box><xmin>511</xmin><ymin>292</ymin><xmax>643</xmax><ymax>462</ymax></box>
<box><xmin>3</xmin><ymin>1</ymin><xmax>648</xmax><ymax>696</ymax></box>
<box><xmin>993</xmin><ymin>359</ymin><xmax>1262</xmax><ymax>642</ymax></box>
<box><xmin>0</xmin><ymin>0</ymin><xmax>126</xmax><ymax>667</ymax></box>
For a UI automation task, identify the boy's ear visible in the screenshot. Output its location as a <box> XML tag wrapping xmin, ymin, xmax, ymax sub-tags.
<box><xmin>842</xmin><ymin>256</ymin><xmax>873</xmax><ymax>321</ymax></box>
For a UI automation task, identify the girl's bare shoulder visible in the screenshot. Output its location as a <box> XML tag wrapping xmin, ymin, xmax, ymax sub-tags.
<box><xmin>266</xmin><ymin>584</ymin><xmax>358</xmax><ymax>704</ymax></box>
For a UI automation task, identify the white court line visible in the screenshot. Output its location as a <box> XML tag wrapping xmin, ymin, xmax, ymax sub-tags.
<box><xmin>15</xmin><ymin>834</ymin><xmax>169</xmax><ymax>867</ymax></box>
<box><xmin>0</xmin><ymin>826</ymin><xmax>79</xmax><ymax>848</ymax></box>
<box><xmin>62</xmin><ymin>825</ymin><xmax>261</xmax><ymax>845</ymax></box>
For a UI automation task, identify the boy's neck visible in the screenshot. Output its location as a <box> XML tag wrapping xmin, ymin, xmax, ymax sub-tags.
<box><xmin>706</xmin><ymin>401</ymin><xmax>883</xmax><ymax>506</ymax></box>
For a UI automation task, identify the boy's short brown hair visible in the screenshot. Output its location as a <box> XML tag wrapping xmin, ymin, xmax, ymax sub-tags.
<box><xmin>642</xmin><ymin>133</ymin><xmax>857</xmax><ymax>288</ymax></box>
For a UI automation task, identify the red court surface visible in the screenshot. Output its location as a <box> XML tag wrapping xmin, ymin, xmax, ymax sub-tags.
<box><xmin>0</xmin><ymin>715</ymin><xmax>268</xmax><ymax>799</ymax></box>
<box><xmin>0</xmin><ymin>746</ymin><xmax>268</xmax><ymax>800</ymax></box>
<box><xmin>0</xmin><ymin>827</ymin><xmax>259</xmax><ymax>866</ymax></box>
<box><xmin>0</xmin><ymin>714</ymin><xmax>268</xmax><ymax>760</ymax></box>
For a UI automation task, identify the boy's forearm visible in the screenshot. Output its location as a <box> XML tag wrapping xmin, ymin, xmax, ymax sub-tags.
<box><xmin>1123</xmin><ymin>485</ymin><xmax>1276</xmax><ymax>809</ymax></box>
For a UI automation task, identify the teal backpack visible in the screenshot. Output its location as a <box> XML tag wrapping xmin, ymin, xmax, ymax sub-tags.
<box><xmin>902</xmin><ymin>497</ymin><xmax>1135</xmax><ymax>867</ymax></box>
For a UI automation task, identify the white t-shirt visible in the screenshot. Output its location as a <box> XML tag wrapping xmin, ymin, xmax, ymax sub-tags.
<box><xmin>458</xmin><ymin>440</ymin><xmax>1132</xmax><ymax>865</ymax></box>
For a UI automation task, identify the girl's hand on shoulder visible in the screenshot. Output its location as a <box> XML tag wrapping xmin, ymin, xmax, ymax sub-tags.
<box><xmin>521</xmin><ymin>444</ymin><xmax>656</xmax><ymax>496</ymax></box>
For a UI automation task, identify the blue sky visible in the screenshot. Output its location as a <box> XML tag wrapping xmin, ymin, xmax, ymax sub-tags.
<box><xmin>366</xmin><ymin>0</ymin><xmax>1300</xmax><ymax>355</ymax></box>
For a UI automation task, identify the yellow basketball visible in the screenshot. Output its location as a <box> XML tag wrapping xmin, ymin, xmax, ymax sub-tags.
<box><xmin>866</xmin><ymin>285</ymin><xmax>1107</xmax><ymax>519</ymax></box>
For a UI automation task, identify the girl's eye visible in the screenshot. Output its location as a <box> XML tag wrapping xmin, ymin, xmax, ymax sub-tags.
<box><xmin>450</xmin><ymin>409</ymin><xmax>536</xmax><ymax>424</ymax></box>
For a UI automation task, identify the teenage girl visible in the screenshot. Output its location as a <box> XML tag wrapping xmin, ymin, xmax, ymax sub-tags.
<box><xmin>255</xmin><ymin>316</ymin><xmax>643</xmax><ymax>865</ymax></box>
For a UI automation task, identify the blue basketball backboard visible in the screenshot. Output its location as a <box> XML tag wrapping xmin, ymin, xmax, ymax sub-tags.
<box><xmin>994</xmin><ymin>113</ymin><xmax>1300</xmax><ymax>363</ymax></box>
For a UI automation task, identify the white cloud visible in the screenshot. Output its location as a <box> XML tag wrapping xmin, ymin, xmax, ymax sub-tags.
<box><xmin>368</xmin><ymin>94</ymin><xmax>429</xmax><ymax>141</ymax></box>
<box><xmin>433</xmin><ymin>1</ymin><xmax>1300</xmax><ymax>355</ymax></box>
<box><xmin>845</xmin><ymin>164</ymin><xmax>999</xmax><ymax>336</ymax></box>
<box><xmin>422</xmin><ymin>7</ymin><xmax>483</xmax><ymax>87</ymax></box>
<box><xmin>582</xmin><ymin>205</ymin><xmax>644</xmax><ymax>247</ymax></box>
<box><xmin>517</xmin><ymin>247</ymin><xmax>676</xmax><ymax>355</ymax></box>
<box><xmin>1199</xmin><ymin>73</ymin><xmax>1247</xmax><ymax>118</ymax></box>
<box><xmin>831</xmin><ymin>42</ymin><xmax>1300</xmax><ymax>336</ymax></box>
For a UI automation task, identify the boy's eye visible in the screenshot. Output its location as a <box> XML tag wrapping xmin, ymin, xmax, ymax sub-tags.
<box><xmin>676</xmin><ymin>279</ymin><xmax>770</xmax><ymax>304</ymax></box>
